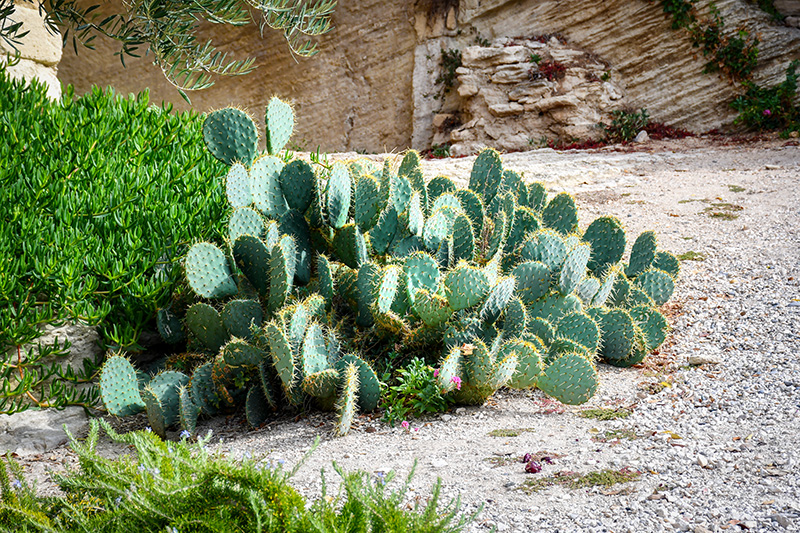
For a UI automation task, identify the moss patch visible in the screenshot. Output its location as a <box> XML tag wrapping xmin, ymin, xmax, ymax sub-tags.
<box><xmin>705</xmin><ymin>202</ymin><xmax>743</xmax><ymax>220</ymax></box>
<box><xmin>727</xmin><ymin>184</ymin><xmax>746</xmax><ymax>193</ymax></box>
<box><xmin>518</xmin><ymin>467</ymin><xmax>640</xmax><ymax>494</ymax></box>
<box><xmin>488</xmin><ymin>428</ymin><xmax>536</xmax><ymax>438</ymax></box>
<box><xmin>591</xmin><ymin>428</ymin><xmax>640</xmax><ymax>443</ymax></box>
<box><xmin>578</xmin><ymin>407</ymin><xmax>631</xmax><ymax>421</ymax></box>
<box><xmin>677</xmin><ymin>251</ymin><xmax>705</xmax><ymax>261</ymax></box>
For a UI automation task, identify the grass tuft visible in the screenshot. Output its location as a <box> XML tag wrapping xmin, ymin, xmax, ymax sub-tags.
<box><xmin>577</xmin><ymin>407</ymin><xmax>631</xmax><ymax>420</ymax></box>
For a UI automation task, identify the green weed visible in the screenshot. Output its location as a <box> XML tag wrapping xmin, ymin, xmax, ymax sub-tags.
<box><xmin>677</xmin><ymin>251</ymin><xmax>706</xmax><ymax>261</ymax></box>
<box><xmin>487</xmin><ymin>428</ymin><xmax>536</xmax><ymax>438</ymax></box>
<box><xmin>517</xmin><ymin>467</ymin><xmax>640</xmax><ymax>494</ymax></box>
<box><xmin>577</xmin><ymin>407</ymin><xmax>631</xmax><ymax>421</ymax></box>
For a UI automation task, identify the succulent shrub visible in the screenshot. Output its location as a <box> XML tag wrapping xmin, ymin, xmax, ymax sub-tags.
<box><xmin>100</xmin><ymin>98</ymin><xmax>679</xmax><ymax>436</ymax></box>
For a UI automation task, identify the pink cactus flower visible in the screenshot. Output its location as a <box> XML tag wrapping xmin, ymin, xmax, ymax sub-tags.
<box><xmin>763</xmin><ymin>109</ymin><xmax>772</xmax><ymax>116</ymax></box>
<box><xmin>401</xmin><ymin>420</ymin><xmax>410</xmax><ymax>430</ymax></box>
<box><xmin>451</xmin><ymin>376</ymin><xmax>462</xmax><ymax>390</ymax></box>
<box><xmin>433</xmin><ymin>368</ymin><xmax>439</xmax><ymax>378</ymax></box>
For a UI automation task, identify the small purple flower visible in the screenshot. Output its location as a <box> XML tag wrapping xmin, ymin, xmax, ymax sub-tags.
<box><xmin>114</xmin><ymin>496</ymin><xmax>122</xmax><ymax>507</ymax></box>
<box><xmin>763</xmin><ymin>109</ymin><xmax>772</xmax><ymax>117</ymax></box>
<box><xmin>11</xmin><ymin>479</ymin><xmax>21</xmax><ymax>490</ymax></box>
<box><xmin>137</xmin><ymin>465</ymin><xmax>146</xmax><ymax>473</ymax></box>
<box><xmin>145</xmin><ymin>427</ymin><xmax>152</xmax><ymax>433</ymax></box>
<box><xmin>522</xmin><ymin>453</ymin><xmax>532</xmax><ymax>463</ymax></box>
<box><xmin>451</xmin><ymin>376</ymin><xmax>462</xmax><ymax>390</ymax></box>
<box><xmin>525</xmin><ymin>461</ymin><xmax>542</xmax><ymax>474</ymax></box>
<box><xmin>179</xmin><ymin>430</ymin><xmax>191</xmax><ymax>440</ymax></box>
<box><xmin>374</xmin><ymin>472</ymin><xmax>386</xmax><ymax>486</ymax></box>
<box><xmin>541</xmin><ymin>456</ymin><xmax>554</xmax><ymax>465</ymax></box>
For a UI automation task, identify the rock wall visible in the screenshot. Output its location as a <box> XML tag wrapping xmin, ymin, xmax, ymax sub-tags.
<box><xmin>56</xmin><ymin>0</ymin><xmax>419</xmax><ymax>153</ymax></box>
<box><xmin>56</xmin><ymin>0</ymin><xmax>800</xmax><ymax>152</ymax></box>
<box><xmin>0</xmin><ymin>1</ymin><xmax>62</xmax><ymax>99</ymax></box>
<box><xmin>441</xmin><ymin>37</ymin><xmax>628</xmax><ymax>156</ymax></box>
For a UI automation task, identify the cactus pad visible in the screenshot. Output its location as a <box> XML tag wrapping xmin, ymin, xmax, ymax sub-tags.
<box><xmin>100</xmin><ymin>355</ymin><xmax>145</xmax><ymax>417</ymax></box>
<box><xmin>626</xmin><ymin>231</ymin><xmax>658</xmax><ymax>278</ymax></box>
<box><xmin>327</xmin><ymin>162</ymin><xmax>352</xmax><ymax>229</ymax></box>
<box><xmin>537</xmin><ymin>351</ymin><xmax>598</xmax><ymax>405</ymax></box>
<box><xmin>542</xmin><ymin>192</ymin><xmax>579</xmax><ymax>235</ymax></box>
<box><xmin>444</xmin><ymin>264</ymin><xmax>490</xmax><ymax>310</ymax></box>
<box><xmin>635</xmin><ymin>268</ymin><xmax>675</xmax><ymax>306</ymax></box>
<box><xmin>583</xmin><ymin>215</ymin><xmax>626</xmax><ymax>274</ymax></box>
<box><xmin>279</xmin><ymin>159</ymin><xmax>315</xmax><ymax>213</ymax></box>
<box><xmin>251</xmin><ymin>155</ymin><xmax>288</xmax><ymax>218</ymax></box>
<box><xmin>225</xmin><ymin>162</ymin><xmax>251</xmax><ymax>208</ymax></box>
<box><xmin>233</xmin><ymin>234</ymin><xmax>271</xmax><ymax>297</ymax></box>
<box><xmin>203</xmin><ymin>108</ymin><xmax>258</xmax><ymax>166</ymax></box>
<box><xmin>265</xmin><ymin>97</ymin><xmax>294</xmax><ymax>155</ymax></box>
<box><xmin>186</xmin><ymin>303</ymin><xmax>229</xmax><ymax>353</ymax></box>
<box><xmin>185</xmin><ymin>242</ymin><xmax>238</xmax><ymax>299</ymax></box>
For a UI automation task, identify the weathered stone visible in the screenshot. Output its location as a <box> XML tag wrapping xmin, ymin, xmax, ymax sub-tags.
<box><xmin>491</xmin><ymin>64</ymin><xmax>530</xmax><ymax>84</ymax></box>
<box><xmin>12</xmin><ymin>322</ymin><xmax>101</xmax><ymax>371</ymax></box>
<box><xmin>633</xmin><ymin>130</ymin><xmax>650</xmax><ymax>143</ymax></box>
<box><xmin>786</xmin><ymin>16</ymin><xmax>800</xmax><ymax>27</ymax></box>
<box><xmin>450</xmin><ymin>126</ymin><xmax>477</xmax><ymax>142</ymax></box>
<box><xmin>461</xmin><ymin>46</ymin><xmax>530</xmax><ymax>67</ymax></box>
<box><xmin>0</xmin><ymin>407</ymin><xmax>88</xmax><ymax>455</ymax></box>
<box><xmin>535</xmin><ymin>94</ymin><xmax>580</xmax><ymax>112</ymax></box>
<box><xmin>458</xmin><ymin>84</ymin><xmax>479</xmax><ymax>97</ymax></box>
<box><xmin>488</xmin><ymin>102</ymin><xmax>524</xmax><ymax>117</ymax></box>
<box><xmin>432</xmin><ymin>113</ymin><xmax>454</xmax><ymax>128</ymax></box>
<box><xmin>449</xmin><ymin>141</ymin><xmax>487</xmax><ymax>157</ymax></box>
<box><xmin>0</xmin><ymin>4</ymin><xmax>62</xmax><ymax>66</ymax></box>
<box><xmin>508</xmin><ymin>82</ymin><xmax>551</xmax><ymax>101</ymax></box>
<box><xmin>0</xmin><ymin>57</ymin><xmax>61</xmax><ymax>100</ymax></box>
<box><xmin>446</xmin><ymin>7</ymin><xmax>457</xmax><ymax>30</ymax></box>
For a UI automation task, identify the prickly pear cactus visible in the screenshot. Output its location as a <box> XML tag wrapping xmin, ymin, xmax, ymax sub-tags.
<box><xmin>118</xmin><ymin>100</ymin><xmax>681</xmax><ymax>438</ymax></box>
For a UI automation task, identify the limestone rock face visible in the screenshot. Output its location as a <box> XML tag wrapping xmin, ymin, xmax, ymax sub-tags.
<box><xmin>0</xmin><ymin>2</ymin><xmax>62</xmax><ymax>99</ymax></box>
<box><xmin>56</xmin><ymin>0</ymin><xmax>800</xmax><ymax>151</ymax></box>
<box><xmin>444</xmin><ymin>36</ymin><xmax>628</xmax><ymax>155</ymax></box>
<box><xmin>455</xmin><ymin>0</ymin><xmax>800</xmax><ymax>136</ymax></box>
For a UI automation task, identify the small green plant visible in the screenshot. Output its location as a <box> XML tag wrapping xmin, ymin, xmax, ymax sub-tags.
<box><xmin>577</xmin><ymin>407</ymin><xmax>632</xmax><ymax>420</ymax></box>
<box><xmin>704</xmin><ymin>202</ymin><xmax>743</xmax><ymax>220</ymax></box>
<box><xmin>436</xmin><ymin>48</ymin><xmax>463</xmax><ymax>97</ymax></box>
<box><xmin>732</xmin><ymin>60</ymin><xmax>799</xmax><ymax>134</ymax></box>
<box><xmin>518</xmin><ymin>467</ymin><xmax>640</xmax><ymax>494</ymax></box>
<box><xmin>474</xmin><ymin>35</ymin><xmax>491</xmax><ymax>47</ymax></box>
<box><xmin>0</xmin><ymin>420</ymin><xmax>480</xmax><ymax>532</ymax></box>
<box><xmin>727</xmin><ymin>184</ymin><xmax>746</xmax><ymax>193</ymax></box>
<box><xmin>529</xmin><ymin>53</ymin><xmax>541</xmax><ymax>64</ymax></box>
<box><xmin>677</xmin><ymin>250</ymin><xmax>706</xmax><ymax>261</ymax></box>
<box><xmin>591</xmin><ymin>428</ymin><xmax>640</xmax><ymax>443</ymax></box>
<box><xmin>602</xmin><ymin>108</ymin><xmax>650</xmax><ymax>142</ymax></box>
<box><xmin>487</xmin><ymin>427</ymin><xmax>536</xmax><ymax>438</ymax></box>
<box><xmin>431</xmin><ymin>143</ymin><xmax>452</xmax><ymax>158</ymax></box>
<box><xmin>381</xmin><ymin>358</ymin><xmax>455</xmax><ymax>426</ymax></box>
<box><xmin>600</xmin><ymin>71</ymin><xmax>611</xmax><ymax>82</ymax></box>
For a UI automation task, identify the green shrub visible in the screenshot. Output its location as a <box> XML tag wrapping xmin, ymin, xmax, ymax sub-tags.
<box><xmin>731</xmin><ymin>60</ymin><xmax>800</xmax><ymax>133</ymax></box>
<box><xmin>0</xmin><ymin>420</ymin><xmax>479</xmax><ymax>532</ymax></box>
<box><xmin>603</xmin><ymin>108</ymin><xmax>650</xmax><ymax>142</ymax></box>
<box><xmin>0</xmin><ymin>65</ymin><xmax>227</xmax><ymax>413</ymax></box>
<box><xmin>381</xmin><ymin>358</ymin><xmax>455</xmax><ymax>426</ymax></box>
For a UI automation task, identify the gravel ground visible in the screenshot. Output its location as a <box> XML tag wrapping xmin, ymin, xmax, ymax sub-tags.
<box><xmin>20</xmin><ymin>137</ymin><xmax>800</xmax><ymax>533</ymax></box>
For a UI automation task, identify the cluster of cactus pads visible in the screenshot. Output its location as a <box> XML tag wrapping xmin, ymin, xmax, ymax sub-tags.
<box><xmin>99</xmin><ymin>98</ymin><xmax>679</xmax><ymax>437</ymax></box>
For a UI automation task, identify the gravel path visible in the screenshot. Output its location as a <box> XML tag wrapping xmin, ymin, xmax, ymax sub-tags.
<box><xmin>22</xmin><ymin>138</ymin><xmax>800</xmax><ymax>533</ymax></box>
